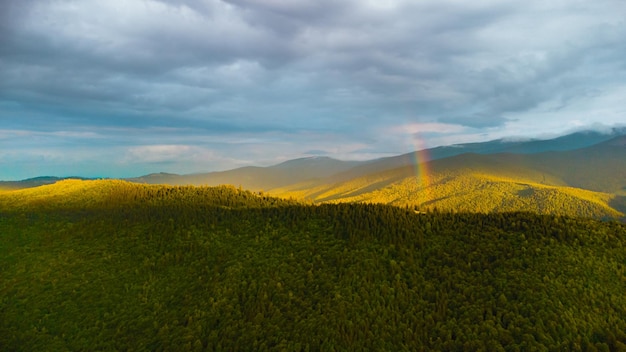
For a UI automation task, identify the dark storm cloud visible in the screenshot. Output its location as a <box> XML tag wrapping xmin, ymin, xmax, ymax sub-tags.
<box><xmin>1</xmin><ymin>0</ymin><xmax>625</xmax><ymax>179</ymax></box>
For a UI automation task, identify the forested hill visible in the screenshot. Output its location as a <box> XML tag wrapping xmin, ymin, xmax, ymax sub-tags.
<box><xmin>2</xmin><ymin>180</ymin><xmax>626</xmax><ymax>350</ymax></box>
<box><xmin>0</xmin><ymin>176</ymin><xmax>91</xmax><ymax>191</ymax></box>
<box><xmin>271</xmin><ymin>136</ymin><xmax>626</xmax><ymax>219</ymax></box>
<box><xmin>273</xmin><ymin>165</ymin><xmax>624</xmax><ymax>219</ymax></box>
<box><xmin>0</xmin><ymin>179</ymin><xmax>296</xmax><ymax>211</ymax></box>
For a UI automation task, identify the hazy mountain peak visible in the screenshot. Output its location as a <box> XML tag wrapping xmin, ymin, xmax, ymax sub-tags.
<box><xmin>275</xmin><ymin>156</ymin><xmax>335</xmax><ymax>162</ymax></box>
<box><xmin>271</xmin><ymin>156</ymin><xmax>345</xmax><ymax>169</ymax></box>
<box><xmin>146</xmin><ymin>172</ymin><xmax>180</xmax><ymax>177</ymax></box>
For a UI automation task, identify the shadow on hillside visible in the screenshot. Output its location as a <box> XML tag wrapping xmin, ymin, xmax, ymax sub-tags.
<box><xmin>314</xmin><ymin>176</ymin><xmax>407</xmax><ymax>203</ymax></box>
<box><xmin>421</xmin><ymin>195</ymin><xmax>452</xmax><ymax>207</ymax></box>
<box><xmin>609</xmin><ymin>196</ymin><xmax>626</xmax><ymax>220</ymax></box>
<box><xmin>517</xmin><ymin>187</ymin><xmax>535</xmax><ymax>198</ymax></box>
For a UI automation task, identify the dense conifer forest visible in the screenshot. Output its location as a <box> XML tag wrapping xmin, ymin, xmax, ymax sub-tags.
<box><xmin>2</xmin><ymin>180</ymin><xmax>626</xmax><ymax>350</ymax></box>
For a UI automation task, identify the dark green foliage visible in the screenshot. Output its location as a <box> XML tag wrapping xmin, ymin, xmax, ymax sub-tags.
<box><xmin>2</xmin><ymin>182</ymin><xmax>626</xmax><ymax>350</ymax></box>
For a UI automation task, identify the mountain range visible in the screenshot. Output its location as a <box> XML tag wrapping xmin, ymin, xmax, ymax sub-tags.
<box><xmin>131</xmin><ymin>129</ymin><xmax>626</xmax><ymax>219</ymax></box>
<box><xmin>2</xmin><ymin>128</ymin><xmax>625</xmax><ymax>219</ymax></box>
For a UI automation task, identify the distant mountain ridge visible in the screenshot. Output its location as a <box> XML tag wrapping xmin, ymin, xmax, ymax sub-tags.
<box><xmin>0</xmin><ymin>176</ymin><xmax>92</xmax><ymax>191</ymax></box>
<box><xmin>127</xmin><ymin>156</ymin><xmax>364</xmax><ymax>191</ymax></box>
<box><xmin>427</xmin><ymin>128</ymin><xmax>626</xmax><ymax>157</ymax></box>
<box><xmin>3</xmin><ymin>129</ymin><xmax>622</xmax><ymax>190</ymax></box>
<box><xmin>123</xmin><ymin>129</ymin><xmax>625</xmax><ymax>190</ymax></box>
<box><xmin>3</xmin><ymin>130</ymin><xmax>626</xmax><ymax>219</ymax></box>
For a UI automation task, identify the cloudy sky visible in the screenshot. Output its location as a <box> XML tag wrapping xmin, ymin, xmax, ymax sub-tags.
<box><xmin>1</xmin><ymin>0</ymin><xmax>625</xmax><ymax>180</ymax></box>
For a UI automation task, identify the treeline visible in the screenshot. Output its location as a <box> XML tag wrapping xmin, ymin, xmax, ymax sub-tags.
<box><xmin>1</xmin><ymin>181</ymin><xmax>626</xmax><ymax>350</ymax></box>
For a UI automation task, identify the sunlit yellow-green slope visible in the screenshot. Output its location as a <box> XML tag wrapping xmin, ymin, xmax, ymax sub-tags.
<box><xmin>0</xmin><ymin>179</ymin><xmax>120</xmax><ymax>210</ymax></box>
<box><xmin>0</xmin><ymin>179</ymin><xmax>295</xmax><ymax>212</ymax></box>
<box><xmin>271</xmin><ymin>160</ymin><xmax>623</xmax><ymax>218</ymax></box>
<box><xmin>271</xmin><ymin>136</ymin><xmax>626</xmax><ymax>218</ymax></box>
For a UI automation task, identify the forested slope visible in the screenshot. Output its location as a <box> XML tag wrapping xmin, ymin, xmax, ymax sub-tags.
<box><xmin>272</xmin><ymin>164</ymin><xmax>624</xmax><ymax>219</ymax></box>
<box><xmin>2</xmin><ymin>180</ymin><xmax>626</xmax><ymax>350</ymax></box>
<box><xmin>271</xmin><ymin>137</ymin><xmax>626</xmax><ymax>219</ymax></box>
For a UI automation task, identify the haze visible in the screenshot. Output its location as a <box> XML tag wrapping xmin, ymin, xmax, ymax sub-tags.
<box><xmin>1</xmin><ymin>0</ymin><xmax>625</xmax><ymax>180</ymax></box>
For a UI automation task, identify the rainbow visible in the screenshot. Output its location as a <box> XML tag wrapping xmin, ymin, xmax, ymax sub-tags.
<box><xmin>411</xmin><ymin>136</ymin><xmax>433</xmax><ymax>210</ymax></box>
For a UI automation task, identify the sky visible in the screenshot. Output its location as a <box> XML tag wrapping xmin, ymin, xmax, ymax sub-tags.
<box><xmin>1</xmin><ymin>0</ymin><xmax>625</xmax><ymax>180</ymax></box>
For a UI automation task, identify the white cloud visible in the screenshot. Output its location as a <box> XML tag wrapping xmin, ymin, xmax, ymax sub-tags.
<box><xmin>390</xmin><ymin>122</ymin><xmax>468</xmax><ymax>135</ymax></box>
<box><xmin>1</xmin><ymin>0</ymin><xmax>626</xmax><ymax>178</ymax></box>
<box><xmin>123</xmin><ymin>144</ymin><xmax>216</xmax><ymax>164</ymax></box>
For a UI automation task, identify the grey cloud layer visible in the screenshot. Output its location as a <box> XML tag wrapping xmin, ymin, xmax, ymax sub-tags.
<box><xmin>1</xmin><ymin>0</ymin><xmax>625</xmax><ymax>179</ymax></box>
